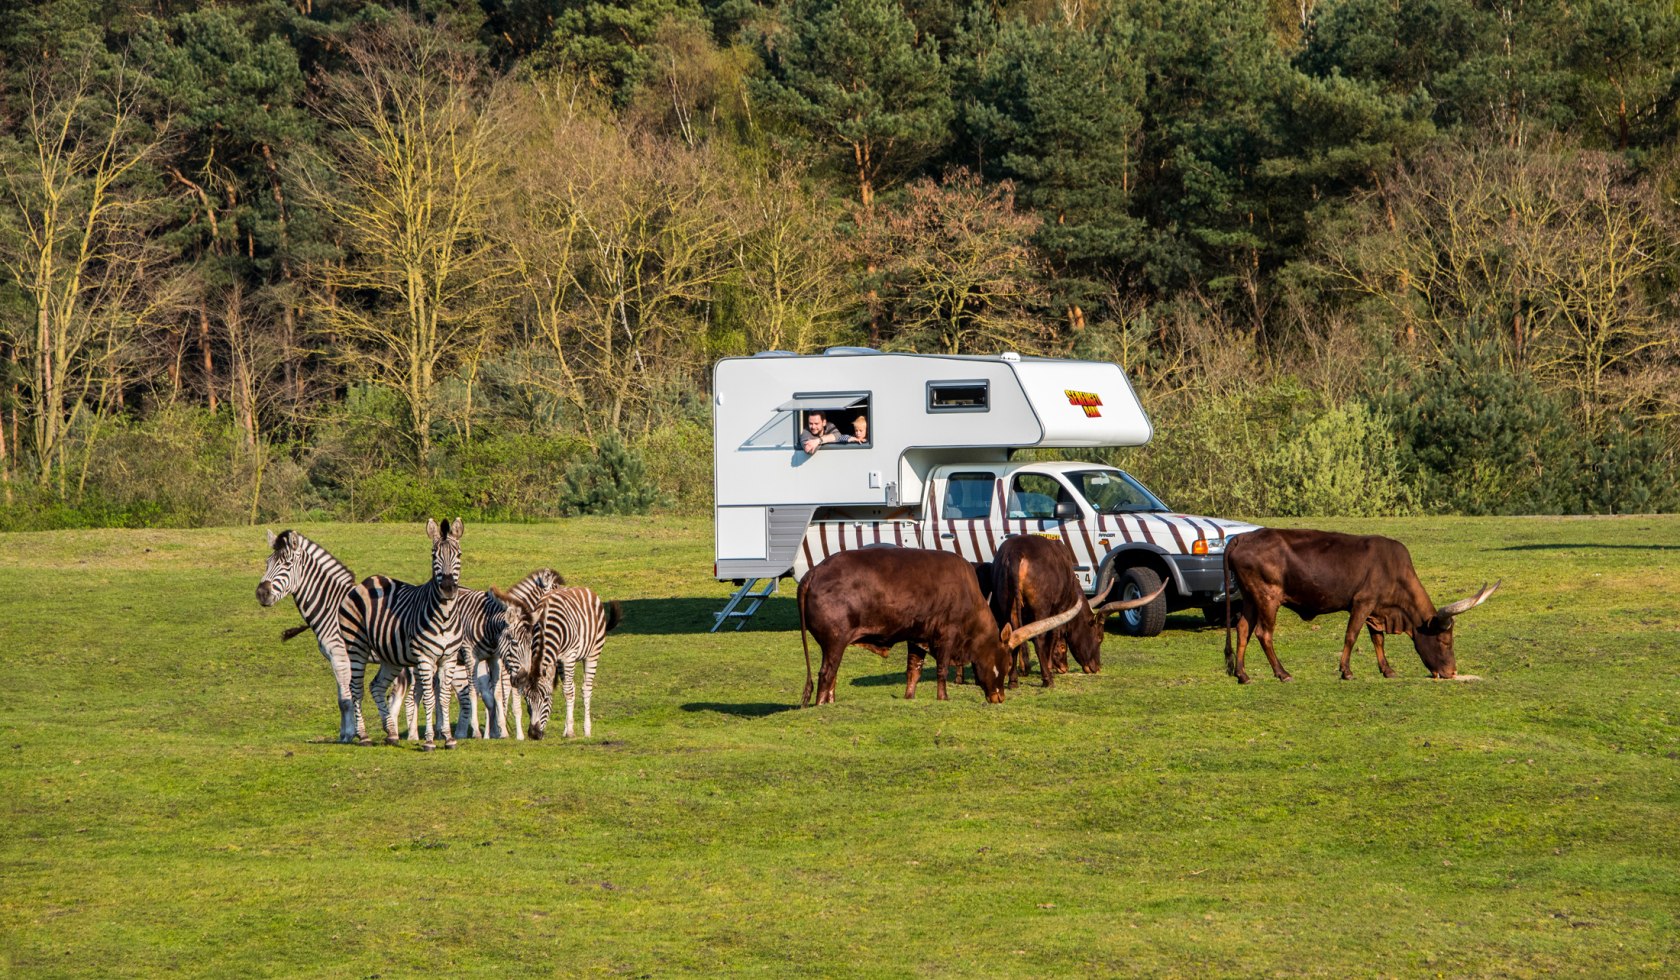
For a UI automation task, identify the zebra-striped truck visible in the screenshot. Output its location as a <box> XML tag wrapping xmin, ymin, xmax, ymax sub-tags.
<box><xmin>711</xmin><ymin>349</ymin><xmax>1259</xmax><ymax>635</ymax></box>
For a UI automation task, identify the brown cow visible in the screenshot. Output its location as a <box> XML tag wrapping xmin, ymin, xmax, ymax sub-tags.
<box><xmin>797</xmin><ymin>548</ymin><xmax>1083</xmax><ymax>705</ymax></box>
<box><xmin>991</xmin><ymin>535</ymin><xmax>1167</xmax><ymax>688</ymax></box>
<box><xmin>1222</xmin><ymin>528</ymin><xmax>1500</xmax><ymax>683</ymax></box>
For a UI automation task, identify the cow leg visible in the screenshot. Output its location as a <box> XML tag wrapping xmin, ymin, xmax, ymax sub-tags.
<box><xmin>1369</xmin><ymin>625</ymin><xmax>1396</xmax><ymax>678</ymax></box>
<box><xmin>933</xmin><ymin>646</ymin><xmax>952</xmax><ymax>701</ymax></box>
<box><xmin>1036</xmin><ymin>635</ymin><xmax>1055</xmax><ymax>687</ymax></box>
<box><xmin>1338</xmin><ymin>611</ymin><xmax>1366</xmax><ymax>680</ymax></box>
<box><xmin>1228</xmin><ymin>604</ymin><xmax>1255</xmax><ymax>684</ymax></box>
<box><xmin>1256</xmin><ymin>620</ymin><xmax>1291</xmax><ymax>682</ymax></box>
<box><xmin>816</xmin><ymin>643</ymin><xmax>845</xmax><ymax>705</ymax></box>
<box><xmin>905</xmin><ymin>643</ymin><xmax>926</xmax><ymax>700</ymax></box>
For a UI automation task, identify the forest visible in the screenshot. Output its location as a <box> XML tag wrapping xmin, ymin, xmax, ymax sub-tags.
<box><xmin>1</xmin><ymin>0</ymin><xmax>1677</xmax><ymax>529</ymax></box>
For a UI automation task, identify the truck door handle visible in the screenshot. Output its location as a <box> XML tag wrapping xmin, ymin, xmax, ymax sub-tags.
<box><xmin>941</xmin><ymin>533</ymin><xmax>955</xmax><ymax>540</ymax></box>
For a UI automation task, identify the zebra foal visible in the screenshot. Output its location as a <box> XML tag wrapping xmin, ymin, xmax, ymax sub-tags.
<box><xmin>256</xmin><ymin>529</ymin><xmax>365</xmax><ymax>743</ymax></box>
<box><xmin>495</xmin><ymin>582</ymin><xmax>620</xmax><ymax>739</ymax></box>
<box><xmin>338</xmin><ymin>518</ymin><xmax>466</xmax><ymax>750</ymax></box>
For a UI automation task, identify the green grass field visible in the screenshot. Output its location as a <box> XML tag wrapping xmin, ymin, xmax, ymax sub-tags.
<box><xmin>2</xmin><ymin>515</ymin><xmax>1677</xmax><ymax>977</ymax></box>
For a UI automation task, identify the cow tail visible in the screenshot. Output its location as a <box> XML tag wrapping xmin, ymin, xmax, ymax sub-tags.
<box><xmin>798</xmin><ymin>579</ymin><xmax>814</xmax><ymax>708</ymax></box>
<box><xmin>1223</xmin><ymin>546</ymin><xmax>1236</xmax><ymax>677</ymax></box>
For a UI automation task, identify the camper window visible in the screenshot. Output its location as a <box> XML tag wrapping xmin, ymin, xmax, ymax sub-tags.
<box><xmin>742</xmin><ymin>392</ymin><xmax>870</xmax><ymax>452</ymax></box>
<box><xmin>927</xmin><ymin>380</ymin><xmax>989</xmax><ymax>412</ymax></box>
<box><xmin>943</xmin><ymin>472</ymin><xmax>996</xmax><ymax>520</ymax></box>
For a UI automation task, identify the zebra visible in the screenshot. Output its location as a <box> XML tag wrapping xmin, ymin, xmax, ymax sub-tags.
<box><xmin>338</xmin><ymin>517</ymin><xmax>465</xmax><ymax>750</ymax></box>
<box><xmin>395</xmin><ymin>567</ymin><xmax>567</xmax><ymax>740</ymax></box>
<box><xmin>495</xmin><ymin>582</ymin><xmax>620</xmax><ymax>739</ymax></box>
<box><xmin>257</xmin><ymin>529</ymin><xmax>365</xmax><ymax>743</ymax></box>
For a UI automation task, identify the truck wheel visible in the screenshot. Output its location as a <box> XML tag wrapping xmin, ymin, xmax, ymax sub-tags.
<box><xmin>1114</xmin><ymin>567</ymin><xmax>1167</xmax><ymax>637</ymax></box>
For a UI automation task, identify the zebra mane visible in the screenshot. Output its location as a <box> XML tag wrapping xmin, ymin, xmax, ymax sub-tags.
<box><xmin>284</xmin><ymin>530</ymin><xmax>356</xmax><ymax>587</ymax></box>
<box><xmin>508</xmin><ymin>567</ymin><xmax>565</xmax><ymax>601</ymax></box>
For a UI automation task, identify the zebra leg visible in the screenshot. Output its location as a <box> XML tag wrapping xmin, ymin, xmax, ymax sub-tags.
<box><xmin>348</xmin><ymin>655</ymin><xmax>374</xmax><ymax>747</ymax></box>
<box><xmin>370</xmin><ymin>666</ymin><xmax>399</xmax><ymax>746</ymax></box>
<box><xmin>472</xmin><ymin>658</ymin><xmax>500</xmax><ymax>739</ymax></box>
<box><xmin>561</xmin><ymin>658</ymin><xmax>578</xmax><ymax>739</ymax></box>
<box><xmin>324</xmin><ymin>639</ymin><xmax>359</xmax><ymax>744</ymax></box>
<box><xmin>454</xmin><ymin>658</ymin><xmax>480</xmax><ymax>741</ymax></box>
<box><xmin>581</xmin><ymin>652</ymin><xmax>597</xmax><ymax>739</ymax></box>
<box><xmin>414</xmin><ymin>660</ymin><xmax>438</xmax><ymax>751</ymax></box>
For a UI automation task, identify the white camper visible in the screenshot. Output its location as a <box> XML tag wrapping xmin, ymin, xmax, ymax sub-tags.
<box><xmin>710</xmin><ymin>349</ymin><xmax>1258</xmax><ymax>632</ymax></box>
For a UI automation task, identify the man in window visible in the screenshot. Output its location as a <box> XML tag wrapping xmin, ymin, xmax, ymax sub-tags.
<box><xmin>801</xmin><ymin>410</ymin><xmax>845</xmax><ymax>454</ymax></box>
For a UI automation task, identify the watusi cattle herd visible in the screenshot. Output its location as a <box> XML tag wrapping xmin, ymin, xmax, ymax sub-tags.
<box><xmin>257</xmin><ymin>521</ymin><xmax>1502</xmax><ymax>746</ymax></box>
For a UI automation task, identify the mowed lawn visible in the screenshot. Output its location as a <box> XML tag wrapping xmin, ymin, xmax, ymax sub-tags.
<box><xmin>1</xmin><ymin>515</ymin><xmax>1677</xmax><ymax>977</ymax></box>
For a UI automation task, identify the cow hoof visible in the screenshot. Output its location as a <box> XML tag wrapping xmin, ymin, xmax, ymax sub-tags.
<box><xmin>1381</xmin><ymin>670</ymin><xmax>1396</xmax><ymax>679</ymax></box>
<box><xmin>1236</xmin><ymin>674</ymin><xmax>1252</xmax><ymax>685</ymax></box>
<box><xmin>1277</xmin><ymin>674</ymin><xmax>1293</xmax><ymax>683</ymax></box>
<box><xmin>1340</xmin><ymin>673</ymin><xmax>1354</xmax><ymax>681</ymax></box>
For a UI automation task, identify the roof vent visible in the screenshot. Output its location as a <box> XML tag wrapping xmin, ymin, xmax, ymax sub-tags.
<box><xmin>751</xmin><ymin>350</ymin><xmax>798</xmax><ymax>358</ymax></box>
<box><xmin>823</xmin><ymin>346</ymin><xmax>880</xmax><ymax>355</ymax></box>
<box><xmin>999</xmin><ymin>351</ymin><xmax>1020</xmax><ymax>361</ymax></box>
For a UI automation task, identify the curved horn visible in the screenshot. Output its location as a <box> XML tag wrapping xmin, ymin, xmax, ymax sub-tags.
<box><xmin>1435</xmin><ymin>580</ymin><xmax>1501</xmax><ymax>620</ymax></box>
<box><xmin>1093</xmin><ymin>581</ymin><xmax>1167</xmax><ymax>615</ymax></box>
<box><xmin>1092</xmin><ymin>562</ymin><xmax>1118</xmax><ymax>607</ymax></box>
<box><xmin>1007</xmin><ymin>601</ymin><xmax>1086</xmax><ymax>649</ymax></box>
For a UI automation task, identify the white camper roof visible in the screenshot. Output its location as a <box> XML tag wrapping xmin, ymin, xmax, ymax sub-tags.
<box><xmin>712</xmin><ymin>350</ymin><xmax>1151</xmax><ymax>511</ymax></box>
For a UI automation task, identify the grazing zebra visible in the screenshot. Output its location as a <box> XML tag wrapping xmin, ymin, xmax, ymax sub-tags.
<box><xmin>496</xmin><ymin>584</ymin><xmax>621</xmax><ymax>739</ymax></box>
<box><xmin>257</xmin><ymin>529</ymin><xmax>365</xmax><ymax>743</ymax></box>
<box><xmin>396</xmin><ymin>568</ymin><xmax>567</xmax><ymax>740</ymax></box>
<box><xmin>338</xmin><ymin>517</ymin><xmax>465</xmax><ymax>750</ymax></box>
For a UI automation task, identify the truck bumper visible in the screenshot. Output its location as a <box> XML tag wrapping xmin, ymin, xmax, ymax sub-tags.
<box><xmin>1171</xmin><ymin>554</ymin><xmax>1233</xmax><ymax>597</ymax></box>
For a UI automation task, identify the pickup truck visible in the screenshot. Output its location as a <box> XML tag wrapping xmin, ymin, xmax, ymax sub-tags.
<box><xmin>790</xmin><ymin>460</ymin><xmax>1260</xmax><ymax>636</ymax></box>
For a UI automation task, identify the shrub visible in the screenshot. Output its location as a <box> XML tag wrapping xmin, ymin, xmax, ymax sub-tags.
<box><xmin>1269</xmin><ymin>402</ymin><xmax>1413</xmax><ymax>517</ymax></box>
<box><xmin>558</xmin><ymin>434</ymin><xmax>663</xmax><ymax>516</ymax></box>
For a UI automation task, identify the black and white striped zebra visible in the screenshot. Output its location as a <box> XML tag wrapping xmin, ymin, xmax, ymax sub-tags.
<box><xmin>257</xmin><ymin>529</ymin><xmax>365</xmax><ymax>743</ymax></box>
<box><xmin>338</xmin><ymin>517</ymin><xmax>465</xmax><ymax>750</ymax></box>
<box><xmin>496</xmin><ymin>583</ymin><xmax>620</xmax><ymax>739</ymax></box>
<box><xmin>397</xmin><ymin>567</ymin><xmax>567</xmax><ymax>740</ymax></box>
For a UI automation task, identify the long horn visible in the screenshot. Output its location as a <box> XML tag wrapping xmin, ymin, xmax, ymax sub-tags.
<box><xmin>1435</xmin><ymin>580</ymin><xmax>1501</xmax><ymax>620</ymax></box>
<box><xmin>1093</xmin><ymin>581</ymin><xmax>1167</xmax><ymax>615</ymax></box>
<box><xmin>1008</xmin><ymin>602</ymin><xmax>1086</xmax><ymax>649</ymax></box>
<box><xmin>1092</xmin><ymin>563</ymin><xmax>1118</xmax><ymax>608</ymax></box>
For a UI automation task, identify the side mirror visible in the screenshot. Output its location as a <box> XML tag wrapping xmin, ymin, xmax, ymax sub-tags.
<box><xmin>1054</xmin><ymin>499</ymin><xmax>1081</xmax><ymax>521</ymax></box>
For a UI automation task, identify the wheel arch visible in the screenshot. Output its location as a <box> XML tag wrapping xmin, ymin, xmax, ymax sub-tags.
<box><xmin>1096</xmin><ymin>545</ymin><xmax>1187</xmax><ymax>599</ymax></box>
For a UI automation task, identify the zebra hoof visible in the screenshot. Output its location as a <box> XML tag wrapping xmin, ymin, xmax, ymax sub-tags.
<box><xmin>443</xmin><ymin>739</ymin><xmax>457</xmax><ymax>750</ymax></box>
<box><xmin>384</xmin><ymin>735</ymin><xmax>400</xmax><ymax>746</ymax></box>
<box><xmin>419</xmin><ymin>741</ymin><xmax>435</xmax><ymax>752</ymax></box>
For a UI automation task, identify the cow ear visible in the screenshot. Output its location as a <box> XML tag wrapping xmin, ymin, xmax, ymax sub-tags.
<box><xmin>999</xmin><ymin>623</ymin><xmax>1013</xmax><ymax>646</ymax></box>
<box><xmin>426</xmin><ymin>518</ymin><xmax>441</xmax><ymax>544</ymax></box>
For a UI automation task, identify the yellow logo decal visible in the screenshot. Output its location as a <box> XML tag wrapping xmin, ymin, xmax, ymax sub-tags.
<box><xmin>1065</xmin><ymin>389</ymin><xmax>1103</xmax><ymax>417</ymax></box>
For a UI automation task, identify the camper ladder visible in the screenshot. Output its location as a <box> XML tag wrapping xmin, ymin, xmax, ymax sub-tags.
<box><xmin>712</xmin><ymin>578</ymin><xmax>779</xmax><ymax>632</ymax></box>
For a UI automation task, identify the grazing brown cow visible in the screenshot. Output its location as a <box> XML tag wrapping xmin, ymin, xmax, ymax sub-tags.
<box><xmin>1222</xmin><ymin>528</ymin><xmax>1500</xmax><ymax>683</ymax></box>
<box><xmin>797</xmin><ymin>548</ymin><xmax>1083</xmax><ymax>705</ymax></box>
<box><xmin>991</xmin><ymin>535</ymin><xmax>1167</xmax><ymax>688</ymax></box>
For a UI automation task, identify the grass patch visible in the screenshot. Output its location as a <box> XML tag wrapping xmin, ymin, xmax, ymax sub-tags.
<box><xmin>2</xmin><ymin>515</ymin><xmax>1678</xmax><ymax>976</ymax></box>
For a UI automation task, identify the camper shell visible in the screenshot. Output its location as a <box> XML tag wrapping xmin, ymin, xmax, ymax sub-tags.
<box><xmin>711</xmin><ymin>349</ymin><xmax>1258</xmax><ymax>633</ymax></box>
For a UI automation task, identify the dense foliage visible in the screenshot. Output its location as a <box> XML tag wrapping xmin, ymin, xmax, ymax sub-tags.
<box><xmin>0</xmin><ymin>0</ymin><xmax>1676</xmax><ymax>528</ymax></box>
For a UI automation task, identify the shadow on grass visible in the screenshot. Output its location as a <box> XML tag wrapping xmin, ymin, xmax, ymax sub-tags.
<box><xmin>679</xmin><ymin>702</ymin><xmax>801</xmax><ymax>717</ymax></box>
<box><xmin>1498</xmin><ymin>543</ymin><xmax>1680</xmax><ymax>552</ymax></box>
<box><xmin>611</xmin><ymin>597</ymin><xmax>802</xmax><ymax>635</ymax></box>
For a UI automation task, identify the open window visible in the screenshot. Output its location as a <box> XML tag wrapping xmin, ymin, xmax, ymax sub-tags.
<box><xmin>927</xmin><ymin>380</ymin><xmax>989</xmax><ymax>413</ymax></box>
<box><xmin>741</xmin><ymin>392</ymin><xmax>871</xmax><ymax>451</ymax></box>
<box><xmin>1007</xmin><ymin>473</ymin><xmax>1076</xmax><ymax>520</ymax></box>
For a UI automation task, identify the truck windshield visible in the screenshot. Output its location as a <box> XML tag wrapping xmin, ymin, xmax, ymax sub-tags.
<box><xmin>1069</xmin><ymin>469</ymin><xmax>1168</xmax><ymax>514</ymax></box>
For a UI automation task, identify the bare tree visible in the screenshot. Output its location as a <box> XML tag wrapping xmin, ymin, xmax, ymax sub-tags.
<box><xmin>0</xmin><ymin>58</ymin><xmax>179</xmax><ymax>492</ymax></box>
<box><xmin>298</xmin><ymin>15</ymin><xmax>509</xmax><ymax>466</ymax></box>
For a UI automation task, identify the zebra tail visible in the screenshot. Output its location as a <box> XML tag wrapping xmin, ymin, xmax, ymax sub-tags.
<box><xmin>603</xmin><ymin>600</ymin><xmax>623</xmax><ymax>633</ymax></box>
<box><xmin>280</xmin><ymin>623</ymin><xmax>311</xmax><ymax>642</ymax></box>
<box><xmin>798</xmin><ymin>578</ymin><xmax>813</xmax><ymax>708</ymax></box>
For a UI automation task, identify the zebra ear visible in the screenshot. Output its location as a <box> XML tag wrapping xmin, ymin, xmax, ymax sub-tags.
<box><xmin>449</xmin><ymin>517</ymin><xmax>464</xmax><ymax>540</ymax></box>
<box><xmin>266</xmin><ymin>529</ymin><xmax>277</xmax><ymax>548</ymax></box>
<box><xmin>426</xmin><ymin>518</ymin><xmax>441</xmax><ymax>544</ymax></box>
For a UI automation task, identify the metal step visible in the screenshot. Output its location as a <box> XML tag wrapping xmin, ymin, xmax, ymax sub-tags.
<box><xmin>711</xmin><ymin>578</ymin><xmax>779</xmax><ymax>632</ymax></box>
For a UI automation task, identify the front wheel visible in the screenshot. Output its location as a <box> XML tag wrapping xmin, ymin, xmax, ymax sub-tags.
<box><xmin>1113</xmin><ymin>566</ymin><xmax>1168</xmax><ymax>637</ymax></box>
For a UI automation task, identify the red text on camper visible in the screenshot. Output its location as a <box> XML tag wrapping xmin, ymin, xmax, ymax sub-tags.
<box><xmin>1065</xmin><ymin>390</ymin><xmax>1103</xmax><ymax>418</ymax></box>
